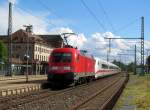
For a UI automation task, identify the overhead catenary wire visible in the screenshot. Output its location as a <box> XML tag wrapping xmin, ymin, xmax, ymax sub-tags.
<box><xmin>80</xmin><ymin>0</ymin><xmax>107</xmax><ymax>32</ymax></box>
<box><xmin>38</xmin><ymin>0</ymin><xmax>64</xmax><ymax>21</ymax></box>
<box><xmin>97</xmin><ymin>0</ymin><xmax>116</xmax><ymax>33</ymax></box>
<box><xmin>37</xmin><ymin>0</ymin><xmax>82</xmax><ymax>33</ymax></box>
<box><xmin>116</xmin><ymin>18</ymin><xmax>139</xmax><ymax>33</ymax></box>
<box><xmin>97</xmin><ymin>0</ymin><xmax>139</xmax><ymax>36</ymax></box>
<box><xmin>14</xmin><ymin>4</ymin><xmax>58</xmax><ymax>28</ymax></box>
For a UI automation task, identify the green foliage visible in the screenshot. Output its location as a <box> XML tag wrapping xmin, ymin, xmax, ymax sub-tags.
<box><xmin>0</xmin><ymin>40</ymin><xmax>8</xmax><ymax>65</ymax></box>
<box><xmin>115</xmin><ymin>74</ymin><xmax>150</xmax><ymax>110</ymax></box>
<box><xmin>112</xmin><ymin>60</ymin><xmax>135</xmax><ymax>72</ymax></box>
<box><xmin>127</xmin><ymin>62</ymin><xmax>135</xmax><ymax>72</ymax></box>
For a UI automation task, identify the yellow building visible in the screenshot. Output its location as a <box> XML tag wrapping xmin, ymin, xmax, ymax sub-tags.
<box><xmin>0</xmin><ymin>29</ymin><xmax>63</xmax><ymax>75</ymax></box>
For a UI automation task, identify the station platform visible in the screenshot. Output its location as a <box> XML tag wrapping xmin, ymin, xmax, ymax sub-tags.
<box><xmin>0</xmin><ymin>75</ymin><xmax>47</xmax><ymax>97</ymax></box>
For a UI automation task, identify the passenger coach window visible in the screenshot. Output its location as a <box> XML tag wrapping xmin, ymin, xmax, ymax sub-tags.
<box><xmin>102</xmin><ymin>64</ymin><xmax>108</xmax><ymax>69</ymax></box>
<box><xmin>52</xmin><ymin>53</ymin><xmax>72</xmax><ymax>63</ymax></box>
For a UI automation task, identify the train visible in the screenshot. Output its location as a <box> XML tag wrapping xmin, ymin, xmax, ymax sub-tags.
<box><xmin>47</xmin><ymin>45</ymin><xmax>121</xmax><ymax>86</ymax></box>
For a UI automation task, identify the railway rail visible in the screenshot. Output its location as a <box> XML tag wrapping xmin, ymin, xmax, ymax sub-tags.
<box><xmin>0</xmin><ymin>79</ymin><xmax>99</xmax><ymax>109</ymax></box>
<box><xmin>69</xmin><ymin>74</ymin><xmax>128</xmax><ymax>110</ymax></box>
<box><xmin>0</xmin><ymin>73</ymin><xmax>128</xmax><ymax>110</ymax></box>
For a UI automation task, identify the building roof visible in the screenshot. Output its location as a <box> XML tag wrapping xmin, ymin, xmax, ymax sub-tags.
<box><xmin>38</xmin><ymin>35</ymin><xmax>63</xmax><ymax>48</ymax></box>
<box><xmin>0</xmin><ymin>29</ymin><xmax>63</xmax><ymax>48</ymax></box>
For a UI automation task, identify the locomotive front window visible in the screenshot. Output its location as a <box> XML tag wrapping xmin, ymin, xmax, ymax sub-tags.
<box><xmin>52</xmin><ymin>52</ymin><xmax>72</xmax><ymax>63</ymax></box>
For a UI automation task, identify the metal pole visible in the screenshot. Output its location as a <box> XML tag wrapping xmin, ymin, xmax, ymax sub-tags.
<box><xmin>109</xmin><ymin>38</ymin><xmax>111</xmax><ymax>62</ymax></box>
<box><xmin>104</xmin><ymin>28</ymin><xmax>143</xmax><ymax>76</ymax></box>
<box><xmin>106</xmin><ymin>38</ymin><xmax>111</xmax><ymax>62</ymax></box>
<box><xmin>19</xmin><ymin>56</ymin><xmax>20</xmax><ymax>74</ymax></box>
<box><xmin>24</xmin><ymin>25</ymin><xmax>32</xmax><ymax>82</ymax></box>
<box><xmin>107</xmin><ymin>49</ymin><xmax>108</xmax><ymax>62</ymax></box>
<box><xmin>119</xmin><ymin>55</ymin><xmax>121</xmax><ymax>68</ymax></box>
<box><xmin>8</xmin><ymin>2</ymin><xmax>12</xmax><ymax>76</ymax></box>
<box><xmin>109</xmin><ymin>39</ymin><xmax>111</xmax><ymax>53</ymax></box>
<box><xmin>26</xmin><ymin>32</ymin><xmax>29</xmax><ymax>82</ymax></box>
<box><xmin>147</xmin><ymin>50</ymin><xmax>148</xmax><ymax>74</ymax></box>
<box><xmin>134</xmin><ymin>45</ymin><xmax>137</xmax><ymax>75</ymax></box>
<box><xmin>140</xmin><ymin>16</ymin><xmax>144</xmax><ymax>75</ymax></box>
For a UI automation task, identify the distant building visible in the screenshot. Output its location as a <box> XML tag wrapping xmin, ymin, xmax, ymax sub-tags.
<box><xmin>0</xmin><ymin>29</ymin><xmax>63</xmax><ymax>75</ymax></box>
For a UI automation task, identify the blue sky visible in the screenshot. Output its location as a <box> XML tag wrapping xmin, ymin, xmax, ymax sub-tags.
<box><xmin>0</xmin><ymin>0</ymin><xmax>150</xmax><ymax>40</ymax></box>
<box><xmin>0</xmin><ymin>0</ymin><xmax>150</xmax><ymax>63</ymax></box>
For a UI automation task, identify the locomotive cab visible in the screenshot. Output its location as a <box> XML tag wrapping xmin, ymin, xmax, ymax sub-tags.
<box><xmin>48</xmin><ymin>47</ymin><xmax>77</xmax><ymax>85</ymax></box>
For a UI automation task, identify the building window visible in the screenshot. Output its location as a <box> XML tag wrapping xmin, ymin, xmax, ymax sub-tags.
<box><xmin>46</xmin><ymin>56</ymin><xmax>48</xmax><ymax>61</ymax></box>
<box><xmin>16</xmin><ymin>54</ymin><xmax>19</xmax><ymax>58</ymax></box>
<box><xmin>41</xmin><ymin>48</ymin><xmax>43</xmax><ymax>52</ymax></box>
<box><xmin>38</xmin><ymin>55</ymin><xmax>39</xmax><ymax>60</ymax></box>
<box><xmin>35</xmin><ymin>46</ymin><xmax>37</xmax><ymax>51</ymax></box>
<box><xmin>12</xmin><ymin>45</ymin><xmax>16</xmax><ymax>50</ymax></box>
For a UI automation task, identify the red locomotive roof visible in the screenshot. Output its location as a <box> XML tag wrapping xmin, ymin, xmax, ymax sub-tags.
<box><xmin>52</xmin><ymin>47</ymin><xmax>78</xmax><ymax>53</ymax></box>
<box><xmin>52</xmin><ymin>47</ymin><xmax>94</xmax><ymax>60</ymax></box>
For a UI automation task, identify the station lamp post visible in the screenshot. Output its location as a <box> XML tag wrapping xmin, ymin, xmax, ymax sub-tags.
<box><xmin>23</xmin><ymin>25</ymin><xmax>32</xmax><ymax>82</ymax></box>
<box><xmin>24</xmin><ymin>54</ymin><xmax>30</xmax><ymax>82</ymax></box>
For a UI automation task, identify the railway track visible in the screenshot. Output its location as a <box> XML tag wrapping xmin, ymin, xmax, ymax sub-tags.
<box><xmin>0</xmin><ymin>73</ymin><xmax>125</xmax><ymax>110</ymax></box>
<box><xmin>0</xmin><ymin>79</ymin><xmax>101</xmax><ymax>109</ymax></box>
<box><xmin>69</xmin><ymin>74</ymin><xmax>128</xmax><ymax>110</ymax></box>
<box><xmin>0</xmin><ymin>88</ymin><xmax>49</xmax><ymax>104</ymax></box>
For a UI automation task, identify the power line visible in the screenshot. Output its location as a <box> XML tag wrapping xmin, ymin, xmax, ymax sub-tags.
<box><xmin>38</xmin><ymin>0</ymin><xmax>64</xmax><ymax>21</ymax></box>
<box><xmin>80</xmin><ymin>0</ymin><xmax>106</xmax><ymax>31</ymax></box>
<box><xmin>14</xmin><ymin>4</ymin><xmax>57</xmax><ymax>27</ymax></box>
<box><xmin>97</xmin><ymin>0</ymin><xmax>116</xmax><ymax>33</ymax></box>
<box><xmin>97</xmin><ymin>0</ymin><xmax>139</xmax><ymax>35</ymax></box>
<box><xmin>116</xmin><ymin>18</ymin><xmax>139</xmax><ymax>32</ymax></box>
<box><xmin>37</xmin><ymin>0</ymin><xmax>82</xmax><ymax>32</ymax></box>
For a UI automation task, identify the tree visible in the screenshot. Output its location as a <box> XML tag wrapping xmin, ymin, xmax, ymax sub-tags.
<box><xmin>0</xmin><ymin>40</ymin><xmax>8</xmax><ymax>68</ymax></box>
<box><xmin>112</xmin><ymin>60</ymin><xmax>127</xmax><ymax>71</ymax></box>
<box><xmin>112</xmin><ymin>60</ymin><xmax>135</xmax><ymax>72</ymax></box>
<box><xmin>127</xmin><ymin>62</ymin><xmax>134</xmax><ymax>72</ymax></box>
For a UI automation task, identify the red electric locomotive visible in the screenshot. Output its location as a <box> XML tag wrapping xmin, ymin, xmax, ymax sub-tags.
<box><xmin>48</xmin><ymin>45</ymin><xmax>95</xmax><ymax>85</ymax></box>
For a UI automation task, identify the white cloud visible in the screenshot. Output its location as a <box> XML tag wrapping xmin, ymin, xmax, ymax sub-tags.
<box><xmin>49</xmin><ymin>27</ymin><xmax>87</xmax><ymax>49</ymax></box>
<box><xmin>13</xmin><ymin>9</ymin><xmax>49</xmax><ymax>34</ymax></box>
<box><xmin>1</xmin><ymin>2</ymin><xmax>150</xmax><ymax>64</ymax></box>
<box><xmin>67</xmin><ymin>33</ymin><xmax>87</xmax><ymax>49</ymax></box>
<box><xmin>0</xmin><ymin>3</ymin><xmax>50</xmax><ymax>34</ymax></box>
<box><xmin>49</xmin><ymin>27</ymin><xmax>73</xmax><ymax>34</ymax></box>
<box><xmin>145</xmin><ymin>40</ymin><xmax>150</xmax><ymax>50</ymax></box>
<box><xmin>0</xmin><ymin>4</ymin><xmax>8</xmax><ymax>34</ymax></box>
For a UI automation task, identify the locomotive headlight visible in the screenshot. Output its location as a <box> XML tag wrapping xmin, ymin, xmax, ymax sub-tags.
<box><xmin>64</xmin><ymin>66</ymin><xmax>71</xmax><ymax>70</ymax></box>
<box><xmin>50</xmin><ymin>66</ymin><xmax>58</xmax><ymax>70</ymax></box>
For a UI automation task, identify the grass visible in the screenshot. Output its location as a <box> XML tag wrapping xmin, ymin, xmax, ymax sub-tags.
<box><xmin>115</xmin><ymin>73</ymin><xmax>150</xmax><ymax>110</ymax></box>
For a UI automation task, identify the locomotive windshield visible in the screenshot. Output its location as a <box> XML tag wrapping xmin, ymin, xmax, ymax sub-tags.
<box><xmin>52</xmin><ymin>52</ymin><xmax>72</xmax><ymax>63</ymax></box>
